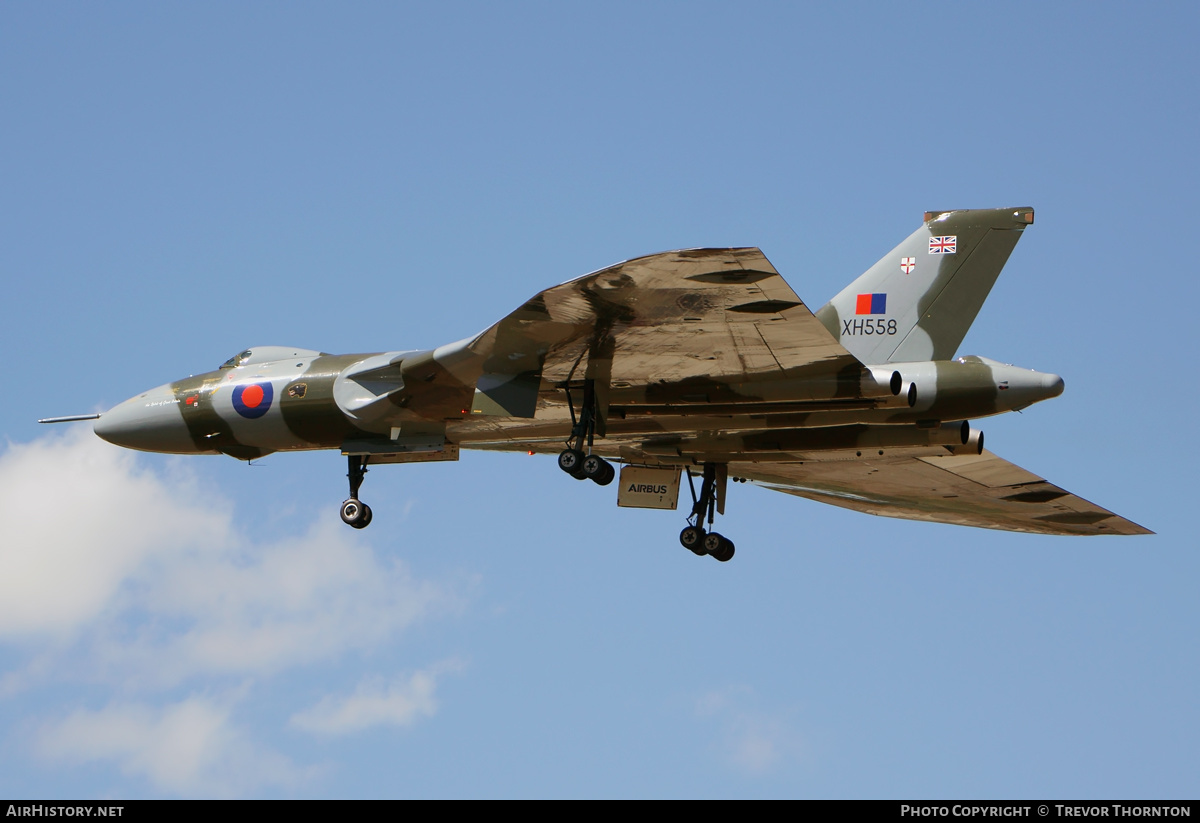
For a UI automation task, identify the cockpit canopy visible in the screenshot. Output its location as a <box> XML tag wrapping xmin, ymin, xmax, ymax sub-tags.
<box><xmin>219</xmin><ymin>346</ymin><xmax>326</xmax><ymax>369</ymax></box>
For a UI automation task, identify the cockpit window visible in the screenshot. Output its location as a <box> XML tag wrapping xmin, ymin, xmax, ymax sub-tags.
<box><xmin>220</xmin><ymin>349</ymin><xmax>253</xmax><ymax>370</ymax></box>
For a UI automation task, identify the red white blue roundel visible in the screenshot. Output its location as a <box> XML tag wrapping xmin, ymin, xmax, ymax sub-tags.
<box><xmin>233</xmin><ymin>381</ymin><xmax>273</xmax><ymax>419</ymax></box>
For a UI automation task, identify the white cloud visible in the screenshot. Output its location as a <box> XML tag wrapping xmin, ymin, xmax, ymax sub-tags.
<box><xmin>0</xmin><ymin>430</ymin><xmax>470</xmax><ymax>796</ymax></box>
<box><xmin>0</xmin><ymin>429</ymin><xmax>229</xmax><ymax>639</ymax></box>
<box><xmin>290</xmin><ymin>659</ymin><xmax>465</xmax><ymax>735</ymax></box>
<box><xmin>725</xmin><ymin>714</ymin><xmax>787</xmax><ymax>773</ymax></box>
<box><xmin>92</xmin><ymin>518</ymin><xmax>458</xmax><ymax>688</ymax></box>
<box><xmin>694</xmin><ymin>685</ymin><xmax>802</xmax><ymax>775</ymax></box>
<box><xmin>35</xmin><ymin>694</ymin><xmax>302</xmax><ymax>797</ymax></box>
<box><xmin>0</xmin><ymin>429</ymin><xmax>462</xmax><ymax>688</ymax></box>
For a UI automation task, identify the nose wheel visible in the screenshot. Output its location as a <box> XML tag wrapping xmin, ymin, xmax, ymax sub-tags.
<box><xmin>340</xmin><ymin>454</ymin><xmax>373</xmax><ymax>529</ymax></box>
<box><xmin>680</xmin><ymin>463</ymin><xmax>736</xmax><ymax>562</ymax></box>
<box><xmin>341</xmin><ymin>497</ymin><xmax>373</xmax><ymax>529</ymax></box>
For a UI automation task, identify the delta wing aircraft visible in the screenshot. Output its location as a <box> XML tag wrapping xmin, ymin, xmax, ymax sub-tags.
<box><xmin>43</xmin><ymin>207</ymin><xmax>1150</xmax><ymax>560</ymax></box>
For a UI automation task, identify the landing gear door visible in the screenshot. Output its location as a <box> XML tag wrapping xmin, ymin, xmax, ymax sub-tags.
<box><xmin>617</xmin><ymin>466</ymin><xmax>681</xmax><ymax>510</ymax></box>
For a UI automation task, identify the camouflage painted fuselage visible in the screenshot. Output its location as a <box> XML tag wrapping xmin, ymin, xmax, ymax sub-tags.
<box><xmin>96</xmin><ymin>341</ymin><xmax>1061</xmax><ymax>466</ymax></box>
<box><xmin>88</xmin><ymin>208</ymin><xmax>1148</xmax><ymax>536</ymax></box>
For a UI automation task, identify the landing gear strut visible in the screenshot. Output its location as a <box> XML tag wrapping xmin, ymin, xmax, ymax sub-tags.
<box><xmin>680</xmin><ymin>463</ymin><xmax>735</xmax><ymax>562</ymax></box>
<box><xmin>557</xmin><ymin>379</ymin><xmax>615</xmax><ymax>486</ymax></box>
<box><xmin>340</xmin><ymin>454</ymin><xmax>373</xmax><ymax>529</ymax></box>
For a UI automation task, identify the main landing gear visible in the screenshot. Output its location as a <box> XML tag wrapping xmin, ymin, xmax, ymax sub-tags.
<box><xmin>679</xmin><ymin>463</ymin><xmax>735</xmax><ymax>562</ymax></box>
<box><xmin>557</xmin><ymin>379</ymin><xmax>615</xmax><ymax>486</ymax></box>
<box><xmin>554</xmin><ymin>380</ymin><xmax>736</xmax><ymax>562</ymax></box>
<box><xmin>340</xmin><ymin>454</ymin><xmax>373</xmax><ymax>529</ymax></box>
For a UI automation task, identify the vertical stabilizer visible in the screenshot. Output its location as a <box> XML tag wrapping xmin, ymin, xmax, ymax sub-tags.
<box><xmin>816</xmin><ymin>207</ymin><xmax>1034</xmax><ymax>362</ymax></box>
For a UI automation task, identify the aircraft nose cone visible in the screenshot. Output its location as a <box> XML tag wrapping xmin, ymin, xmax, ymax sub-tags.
<box><xmin>1043</xmin><ymin>373</ymin><xmax>1065</xmax><ymax>398</ymax></box>
<box><xmin>94</xmin><ymin>384</ymin><xmax>198</xmax><ymax>453</ymax></box>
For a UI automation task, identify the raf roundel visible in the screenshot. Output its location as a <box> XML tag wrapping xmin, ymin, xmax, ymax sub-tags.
<box><xmin>233</xmin><ymin>381</ymin><xmax>274</xmax><ymax>419</ymax></box>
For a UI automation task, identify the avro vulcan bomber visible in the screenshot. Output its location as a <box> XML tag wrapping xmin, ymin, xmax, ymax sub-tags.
<box><xmin>44</xmin><ymin>208</ymin><xmax>1150</xmax><ymax>560</ymax></box>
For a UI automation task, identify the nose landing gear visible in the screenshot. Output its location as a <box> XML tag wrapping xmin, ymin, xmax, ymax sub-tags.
<box><xmin>680</xmin><ymin>463</ymin><xmax>735</xmax><ymax>562</ymax></box>
<box><xmin>340</xmin><ymin>454</ymin><xmax>373</xmax><ymax>529</ymax></box>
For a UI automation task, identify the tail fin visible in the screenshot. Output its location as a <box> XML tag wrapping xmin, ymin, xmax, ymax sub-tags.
<box><xmin>816</xmin><ymin>207</ymin><xmax>1034</xmax><ymax>363</ymax></box>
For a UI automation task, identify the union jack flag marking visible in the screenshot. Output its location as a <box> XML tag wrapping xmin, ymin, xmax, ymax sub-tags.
<box><xmin>929</xmin><ymin>235</ymin><xmax>957</xmax><ymax>254</ymax></box>
<box><xmin>900</xmin><ymin>257</ymin><xmax>915</xmax><ymax>274</ymax></box>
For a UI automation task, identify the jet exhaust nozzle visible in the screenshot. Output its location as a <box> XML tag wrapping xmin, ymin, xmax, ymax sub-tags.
<box><xmin>861</xmin><ymin>366</ymin><xmax>904</xmax><ymax>398</ymax></box>
<box><xmin>946</xmin><ymin>426</ymin><xmax>984</xmax><ymax>456</ymax></box>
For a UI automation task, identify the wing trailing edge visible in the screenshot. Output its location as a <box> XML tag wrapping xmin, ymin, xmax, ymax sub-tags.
<box><xmin>735</xmin><ymin>448</ymin><xmax>1151</xmax><ymax>536</ymax></box>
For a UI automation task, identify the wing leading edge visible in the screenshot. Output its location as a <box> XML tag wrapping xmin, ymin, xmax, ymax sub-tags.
<box><xmin>733</xmin><ymin>449</ymin><xmax>1152</xmax><ymax>536</ymax></box>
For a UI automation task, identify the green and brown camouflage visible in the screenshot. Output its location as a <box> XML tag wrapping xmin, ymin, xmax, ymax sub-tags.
<box><xmin>81</xmin><ymin>208</ymin><xmax>1149</xmax><ymax>538</ymax></box>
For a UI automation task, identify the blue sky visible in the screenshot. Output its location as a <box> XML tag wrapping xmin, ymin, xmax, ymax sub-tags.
<box><xmin>1</xmin><ymin>3</ymin><xmax>1196</xmax><ymax>798</ymax></box>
